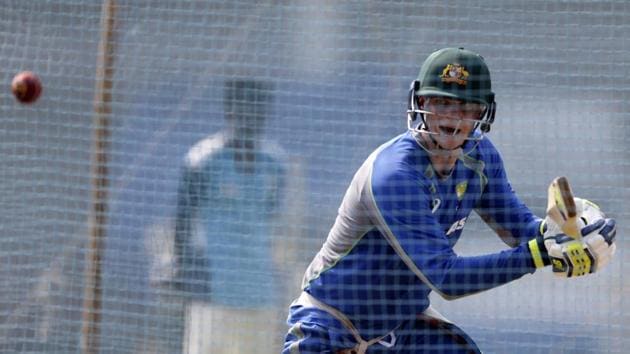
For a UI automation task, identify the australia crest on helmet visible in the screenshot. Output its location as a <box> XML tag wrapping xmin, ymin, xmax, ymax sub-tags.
<box><xmin>440</xmin><ymin>64</ymin><xmax>469</xmax><ymax>86</ymax></box>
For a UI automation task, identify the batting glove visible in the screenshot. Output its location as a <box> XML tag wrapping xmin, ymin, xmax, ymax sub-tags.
<box><xmin>541</xmin><ymin>198</ymin><xmax>617</xmax><ymax>277</ymax></box>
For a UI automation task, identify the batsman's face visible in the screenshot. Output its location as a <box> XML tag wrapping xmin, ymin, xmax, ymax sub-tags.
<box><xmin>421</xmin><ymin>96</ymin><xmax>485</xmax><ymax>150</ymax></box>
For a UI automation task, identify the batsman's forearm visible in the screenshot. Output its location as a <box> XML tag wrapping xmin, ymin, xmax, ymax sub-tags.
<box><xmin>434</xmin><ymin>243</ymin><xmax>536</xmax><ymax>298</ymax></box>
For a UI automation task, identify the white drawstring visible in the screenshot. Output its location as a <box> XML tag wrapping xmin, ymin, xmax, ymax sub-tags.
<box><xmin>295</xmin><ymin>292</ymin><xmax>396</xmax><ymax>353</ymax></box>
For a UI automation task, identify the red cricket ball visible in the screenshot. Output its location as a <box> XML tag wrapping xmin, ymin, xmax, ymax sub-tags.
<box><xmin>11</xmin><ymin>71</ymin><xmax>42</xmax><ymax>104</ymax></box>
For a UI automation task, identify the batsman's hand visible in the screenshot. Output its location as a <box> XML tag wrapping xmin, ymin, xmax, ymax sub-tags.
<box><xmin>542</xmin><ymin>198</ymin><xmax>617</xmax><ymax>277</ymax></box>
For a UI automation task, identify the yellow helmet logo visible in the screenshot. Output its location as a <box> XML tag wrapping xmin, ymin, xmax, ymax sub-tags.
<box><xmin>440</xmin><ymin>64</ymin><xmax>469</xmax><ymax>86</ymax></box>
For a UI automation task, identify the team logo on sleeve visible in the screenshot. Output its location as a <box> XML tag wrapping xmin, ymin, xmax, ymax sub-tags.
<box><xmin>440</xmin><ymin>64</ymin><xmax>469</xmax><ymax>86</ymax></box>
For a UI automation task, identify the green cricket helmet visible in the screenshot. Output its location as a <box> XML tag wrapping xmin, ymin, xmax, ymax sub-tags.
<box><xmin>407</xmin><ymin>47</ymin><xmax>496</xmax><ymax>144</ymax></box>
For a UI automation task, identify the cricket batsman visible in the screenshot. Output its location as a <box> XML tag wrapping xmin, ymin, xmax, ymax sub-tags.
<box><xmin>282</xmin><ymin>47</ymin><xmax>617</xmax><ymax>353</ymax></box>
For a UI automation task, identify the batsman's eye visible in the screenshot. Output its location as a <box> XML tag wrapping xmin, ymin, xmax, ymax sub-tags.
<box><xmin>426</xmin><ymin>97</ymin><xmax>486</xmax><ymax>119</ymax></box>
<box><xmin>462</xmin><ymin>103</ymin><xmax>485</xmax><ymax>117</ymax></box>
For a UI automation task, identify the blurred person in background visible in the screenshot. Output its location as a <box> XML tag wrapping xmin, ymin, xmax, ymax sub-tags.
<box><xmin>174</xmin><ymin>79</ymin><xmax>288</xmax><ymax>354</ymax></box>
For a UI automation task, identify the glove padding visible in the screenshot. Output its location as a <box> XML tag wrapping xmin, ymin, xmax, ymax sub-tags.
<box><xmin>543</xmin><ymin>198</ymin><xmax>617</xmax><ymax>277</ymax></box>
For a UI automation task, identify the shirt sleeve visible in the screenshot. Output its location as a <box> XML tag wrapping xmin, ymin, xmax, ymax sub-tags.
<box><xmin>475</xmin><ymin>146</ymin><xmax>543</xmax><ymax>247</ymax></box>
<box><xmin>369</xmin><ymin>155</ymin><xmax>537</xmax><ymax>300</ymax></box>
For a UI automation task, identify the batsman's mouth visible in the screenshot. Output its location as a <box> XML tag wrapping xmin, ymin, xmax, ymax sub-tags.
<box><xmin>439</xmin><ymin>126</ymin><xmax>460</xmax><ymax>136</ymax></box>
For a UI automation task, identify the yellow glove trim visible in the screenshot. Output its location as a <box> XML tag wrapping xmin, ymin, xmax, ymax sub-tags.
<box><xmin>565</xmin><ymin>242</ymin><xmax>592</xmax><ymax>276</ymax></box>
<box><xmin>528</xmin><ymin>239</ymin><xmax>545</xmax><ymax>268</ymax></box>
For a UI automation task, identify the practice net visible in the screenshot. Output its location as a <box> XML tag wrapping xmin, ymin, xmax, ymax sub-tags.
<box><xmin>0</xmin><ymin>1</ymin><xmax>628</xmax><ymax>353</ymax></box>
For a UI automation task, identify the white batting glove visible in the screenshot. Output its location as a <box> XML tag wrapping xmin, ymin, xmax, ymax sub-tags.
<box><xmin>542</xmin><ymin>198</ymin><xmax>617</xmax><ymax>277</ymax></box>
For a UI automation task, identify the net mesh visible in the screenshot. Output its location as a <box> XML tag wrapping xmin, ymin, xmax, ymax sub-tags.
<box><xmin>0</xmin><ymin>1</ymin><xmax>628</xmax><ymax>353</ymax></box>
